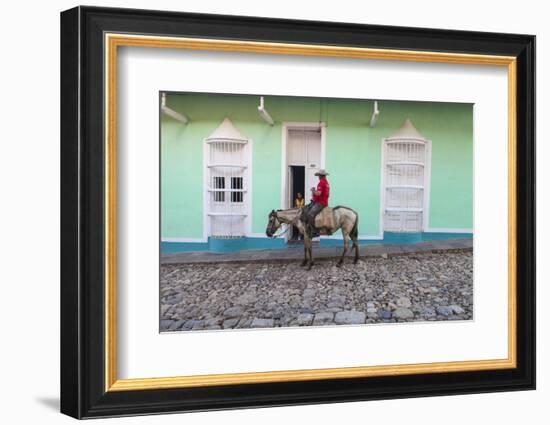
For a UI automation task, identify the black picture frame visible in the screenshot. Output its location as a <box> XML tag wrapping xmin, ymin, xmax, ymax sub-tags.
<box><xmin>60</xmin><ymin>5</ymin><xmax>535</xmax><ymax>419</ymax></box>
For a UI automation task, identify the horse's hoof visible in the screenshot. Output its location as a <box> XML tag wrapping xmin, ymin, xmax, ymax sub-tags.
<box><xmin>300</xmin><ymin>261</ymin><xmax>307</xmax><ymax>267</ymax></box>
<box><xmin>353</xmin><ymin>259</ymin><xmax>359</xmax><ymax>265</ymax></box>
<box><xmin>336</xmin><ymin>262</ymin><xmax>343</xmax><ymax>268</ymax></box>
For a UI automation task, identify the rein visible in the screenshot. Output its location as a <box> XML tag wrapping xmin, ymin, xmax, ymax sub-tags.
<box><xmin>270</xmin><ymin>210</ymin><xmax>302</xmax><ymax>238</ymax></box>
<box><xmin>272</xmin><ymin>225</ymin><xmax>291</xmax><ymax>238</ymax></box>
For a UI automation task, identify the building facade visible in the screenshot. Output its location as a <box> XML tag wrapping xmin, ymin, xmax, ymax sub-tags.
<box><xmin>161</xmin><ymin>93</ymin><xmax>473</xmax><ymax>253</ymax></box>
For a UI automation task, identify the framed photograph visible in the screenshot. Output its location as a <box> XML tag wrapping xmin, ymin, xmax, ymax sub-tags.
<box><xmin>60</xmin><ymin>6</ymin><xmax>535</xmax><ymax>419</ymax></box>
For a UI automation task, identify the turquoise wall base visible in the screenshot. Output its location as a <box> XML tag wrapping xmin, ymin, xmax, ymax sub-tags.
<box><xmin>161</xmin><ymin>232</ymin><xmax>472</xmax><ymax>254</ymax></box>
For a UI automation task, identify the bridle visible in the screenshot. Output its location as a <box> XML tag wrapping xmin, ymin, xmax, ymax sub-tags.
<box><xmin>267</xmin><ymin>210</ymin><xmax>300</xmax><ymax>238</ymax></box>
<box><xmin>266</xmin><ymin>212</ymin><xmax>281</xmax><ymax>237</ymax></box>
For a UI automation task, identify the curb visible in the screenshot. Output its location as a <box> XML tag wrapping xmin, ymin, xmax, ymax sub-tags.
<box><xmin>161</xmin><ymin>246</ymin><xmax>473</xmax><ymax>266</ymax></box>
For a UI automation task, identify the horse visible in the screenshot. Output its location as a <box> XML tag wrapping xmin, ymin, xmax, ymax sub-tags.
<box><xmin>265</xmin><ymin>206</ymin><xmax>359</xmax><ymax>270</ymax></box>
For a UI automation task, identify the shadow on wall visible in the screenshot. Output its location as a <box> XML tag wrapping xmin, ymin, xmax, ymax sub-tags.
<box><xmin>34</xmin><ymin>396</ymin><xmax>59</xmax><ymax>412</ymax></box>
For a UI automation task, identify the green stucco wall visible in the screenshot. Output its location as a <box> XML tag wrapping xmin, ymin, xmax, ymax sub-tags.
<box><xmin>161</xmin><ymin>93</ymin><xmax>473</xmax><ymax>240</ymax></box>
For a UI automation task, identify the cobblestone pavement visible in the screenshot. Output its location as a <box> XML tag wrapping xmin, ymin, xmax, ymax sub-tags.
<box><xmin>160</xmin><ymin>251</ymin><xmax>473</xmax><ymax>332</ymax></box>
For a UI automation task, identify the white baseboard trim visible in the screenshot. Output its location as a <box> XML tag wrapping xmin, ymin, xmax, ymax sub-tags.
<box><xmin>163</xmin><ymin>235</ymin><xmax>274</xmax><ymax>241</ymax></box>
<box><xmin>248</xmin><ymin>233</ymin><xmax>384</xmax><ymax>241</ymax></box>
<box><xmin>162</xmin><ymin>230</ymin><xmax>471</xmax><ymax>244</ymax></box>
<box><xmin>161</xmin><ymin>237</ymin><xmax>208</xmax><ymax>243</ymax></box>
<box><xmin>425</xmin><ymin>228</ymin><xmax>473</xmax><ymax>234</ymax></box>
<box><xmin>162</xmin><ymin>233</ymin><xmax>390</xmax><ymax>243</ymax></box>
<box><xmin>246</xmin><ymin>233</ymin><xmax>270</xmax><ymax>238</ymax></box>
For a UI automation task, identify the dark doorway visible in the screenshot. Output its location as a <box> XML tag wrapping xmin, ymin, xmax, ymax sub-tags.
<box><xmin>289</xmin><ymin>166</ymin><xmax>305</xmax><ymax>241</ymax></box>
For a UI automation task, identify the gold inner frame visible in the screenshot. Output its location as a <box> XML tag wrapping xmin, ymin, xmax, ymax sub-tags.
<box><xmin>104</xmin><ymin>33</ymin><xmax>517</xmax><ymax>392</ymax></box>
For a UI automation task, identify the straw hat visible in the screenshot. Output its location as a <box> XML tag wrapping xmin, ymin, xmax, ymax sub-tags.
<box><xmin>314</xmin><ymin>169</ymin><xmax>329</xmax><ymax>176</ymax></box>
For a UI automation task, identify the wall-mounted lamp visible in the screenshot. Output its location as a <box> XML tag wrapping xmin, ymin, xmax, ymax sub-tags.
<box><xmin>258</xmin><ymin>96</ymin><xmax>274</xmax><ymax>126</ymax></box>
<box><xmin>161</xmin><ymin>93</ymin><xmax>189</xmax><ymax>124</ymax></box>
<box><xmin>370</xmin><ymin>100</ymin><xmax>380</xmax><ymax>128</ymax></box>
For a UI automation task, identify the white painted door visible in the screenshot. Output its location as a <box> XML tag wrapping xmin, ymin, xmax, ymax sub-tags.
<box><xmin>287</xmin><ymin>166</ymin><xmax>294</xmax><ymax>207</ymax></box>
<box><xmin>288</xmin><ymin>128</ymin><xmax>321</xmax><ymax>204</ymax></box>
<box><xmin>383</xmin><ymin>140</ymin><xmax>427</xmax><ymax>232</ymax></box>
<box><xmin>306</xmin><ymin>131</ymin><xmax>321</xmax><ymax>201</ymax></box>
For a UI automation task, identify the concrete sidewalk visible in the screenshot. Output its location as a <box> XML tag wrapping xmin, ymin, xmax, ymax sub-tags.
<box><xmin>161</xmin><ymin>238</ymin><xmax>473</xmax><ymax>265</ymax></box>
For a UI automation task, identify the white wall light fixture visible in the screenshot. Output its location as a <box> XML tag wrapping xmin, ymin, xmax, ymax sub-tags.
<box><xmin>258</xmin><ymin>96</ymin><xmax>274</xmax><ymax>126</ymax></box>
<box><xmin>370</xmin><ymin>100</ymin><xmax>380</xmax><ymax>127</ymax></box>
<box><xmin>161</xmin><ymin>92</ymin><xmax>189</xmax><ymax>124</ymax></box>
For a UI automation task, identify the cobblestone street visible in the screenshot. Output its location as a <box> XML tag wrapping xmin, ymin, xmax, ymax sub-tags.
<box><xmin>160</xmin><ymin>250</ymin><xmax>473</xmax><ymax>331</ymax></box>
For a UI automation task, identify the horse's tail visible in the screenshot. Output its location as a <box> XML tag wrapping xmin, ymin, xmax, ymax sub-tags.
<box><xmin>351</xmin><ymin>211</ymin><xmax>359</xmax><ymax>239</ymax></box>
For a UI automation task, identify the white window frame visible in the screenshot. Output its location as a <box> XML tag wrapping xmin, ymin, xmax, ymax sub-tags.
<box><xmin>380</xmin><ymin>138</ymin><xmax>432</xmax><ymax>233</ymax></box>
<box><xmin>202</xmin><ymin>137</ymin><xmax>253</xmax><ymax>239</ymax></box>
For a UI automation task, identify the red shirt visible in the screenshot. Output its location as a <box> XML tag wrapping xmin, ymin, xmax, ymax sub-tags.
<box><xmin>312</xmin><ymin>178</ymin><xmax>330</xmax><ymax>207</ymax></box>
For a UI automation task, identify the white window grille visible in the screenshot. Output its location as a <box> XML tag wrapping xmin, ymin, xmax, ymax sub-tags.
<box><xmin>383</xmin><ymin>119</ymin><xmax>430</xmax><ymax>232</ymax></box>
<box><xmin>205</xmin><ymin>118</ymin><xmax>250</xmax><ymax>238</ymax></box>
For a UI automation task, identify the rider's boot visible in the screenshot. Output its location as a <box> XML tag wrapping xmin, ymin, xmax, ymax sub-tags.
<box><xmin>309</xmin><ymin>223</ymin><xmax>320</xmax><ymax>238</ymax></box>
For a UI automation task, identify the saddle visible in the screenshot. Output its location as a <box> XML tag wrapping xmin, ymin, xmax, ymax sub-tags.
<box><xmin>314</xmin><ymin>207</ymin><xmax>336</xmax><ymax>235</ymax></box>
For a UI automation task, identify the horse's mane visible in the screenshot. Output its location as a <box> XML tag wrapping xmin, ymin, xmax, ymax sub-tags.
<box><xmin>276</xmin><ymin>208</ymin><xmax>301</xmax><ymax>213</ymax></box>
<box><xmin>332</xmin><ymin>205</ymin><xmax>358</xmax><ymax>215</ymax></box>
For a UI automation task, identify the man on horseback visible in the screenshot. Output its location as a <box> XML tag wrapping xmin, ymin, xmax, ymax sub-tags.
<box><xmin>303</xmin><ymin>169</ymin><xmax>330</xmax><ymax>238</ymax></box>
<box><xmin>266</xmin><ymin>179</ymin><xmax>359</xmax><ymax>268</ymax></box>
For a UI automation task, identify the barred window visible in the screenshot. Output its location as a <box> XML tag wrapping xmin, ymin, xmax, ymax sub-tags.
<box><xmin>231</xmin><ymin>177</ymin><xmax>243</xmax><ymax>203</ymax></box>
<box><xmin>205</xmin><ymin>118</ymin><xmax>250</xmax><ymax>238</ymax></box>
<box><xmin>212</xmin><ymin>176</ymin><xmax>225</xmax><ymax>202</ymax></box>
<box><xmin>383</xmin><ymin>119</ymin><xmax>430</xmax><ymax>233</ymax></box>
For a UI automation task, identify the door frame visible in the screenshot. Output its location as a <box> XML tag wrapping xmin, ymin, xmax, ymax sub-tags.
<box><xmin>281</xmin><ymin>122</ymin><xmax>326</xmax><ymax>241</ymax></box>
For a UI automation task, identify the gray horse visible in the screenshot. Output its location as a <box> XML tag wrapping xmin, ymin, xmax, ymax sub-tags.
<box><xmin>266</xmin><ymin>207</ymin><xmax>359</xmax><ymax>270</ymax></box>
